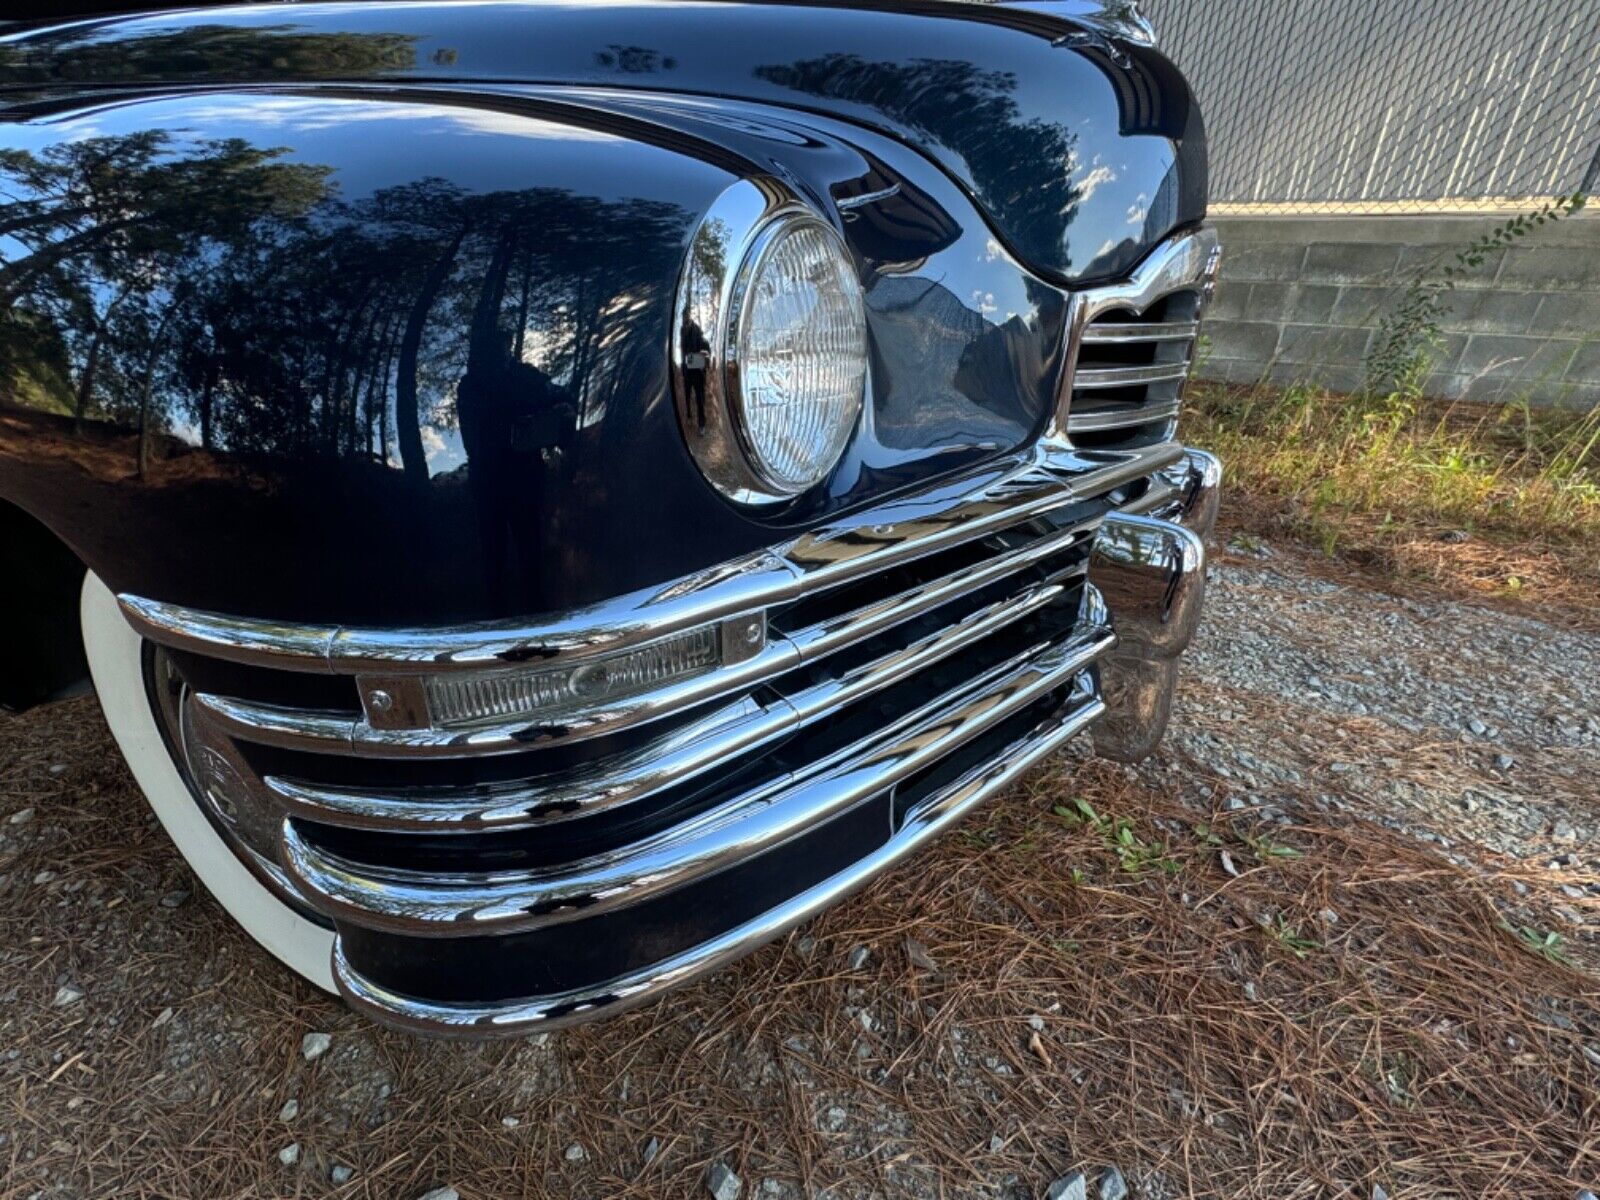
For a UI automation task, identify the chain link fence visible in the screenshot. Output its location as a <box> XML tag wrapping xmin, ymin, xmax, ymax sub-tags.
<box><xmin>1143</xmin><ymin>0</ymin><xmax>1600</xmax><ymax>213</ymax></box>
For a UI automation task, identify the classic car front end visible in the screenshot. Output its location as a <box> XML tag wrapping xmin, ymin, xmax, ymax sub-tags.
<box><xmin>0</xmin><ymin>0</ymin><xmax>1219</xmax><ymax>1036</ymax></box>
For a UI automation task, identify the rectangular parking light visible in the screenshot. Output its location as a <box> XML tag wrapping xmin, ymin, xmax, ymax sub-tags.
<box><xmin>422</xmin><ymin>622</ymin><xmax>728</xmax><ymax>728</ymax></box>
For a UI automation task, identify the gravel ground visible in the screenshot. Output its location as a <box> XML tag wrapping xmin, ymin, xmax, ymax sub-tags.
<box><xmin>0</xmin><ymin>545</ymin><xmax>1596</xmax><ymax>1199</ymax></box>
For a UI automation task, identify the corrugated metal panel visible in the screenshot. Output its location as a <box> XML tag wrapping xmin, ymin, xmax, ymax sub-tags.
<box><xmin>1143</xmin><ymin>0</ymin><xmax>1600</xmax><ymax>210</ymax></box>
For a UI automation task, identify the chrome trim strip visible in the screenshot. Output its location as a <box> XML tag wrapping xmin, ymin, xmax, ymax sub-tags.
<box><xmin>330</xmin><ymin>681</ymin><xmax>1106</xmax><ymax>1037</ymax></box>
<box><xmin>1071</xmin><ymin>362</ymin><xmax>1192</xmax><ymax>390</ymax></box>
<box><xmin>280</xmin><ymin>622</ymin><xmax>1114</xmax><ymax>936</ymax></box>
<box><xmin>1079</xmin><ymin>320</ymin><xmax>1199</xmax><ymax>344</ymax></box>
<box><xmin>132</xmin><ymin>443</ymin><xmax>1178</xmax><ymax>757</ymax></box>
<box><xmin>118</xmin><ymin>439</ymin><xmax>1179</xmax><ymax>681</ymax></box>
<box><xmin>198</xmin><ymin>637</ymin><xmax>801</xmax><ymax>758</ymax></box>
<box><xmin>264</xmin><ymin>578</ymin><xmax>1079</xmax><ymax>831</ymax></box>
<box><xmin>1125</xmin><ymin>448</ymin><xmax>1222</xmax><ymax>533</ymax></box>
<box><xmin>1068</xmin><ymin>400</ymin><xmax>1183</xmax><ymax>432</ymax></box>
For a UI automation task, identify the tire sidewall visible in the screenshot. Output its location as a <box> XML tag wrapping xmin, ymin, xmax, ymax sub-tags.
<box><xmin>80</xmin><ymin>573</ymin><xmax>336</xmax><ymax>992</ymax></box>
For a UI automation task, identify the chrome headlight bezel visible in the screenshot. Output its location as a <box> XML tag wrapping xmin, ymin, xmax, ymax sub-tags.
<box><xmin>673</xmin><ymin>180</ymin><xmax>867</xmax><ymax>506</ymax></box>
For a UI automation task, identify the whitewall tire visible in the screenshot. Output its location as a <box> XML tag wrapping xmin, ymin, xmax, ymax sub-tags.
<box><xmin>80</xmin><ymin>572</ymin><xmax>336</xmax><ymax>992</ymax></box>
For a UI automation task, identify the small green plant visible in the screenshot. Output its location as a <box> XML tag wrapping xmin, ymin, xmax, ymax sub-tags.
<box><xmin>1365</xmin><ymin>192</ymin><xmax>1586</xmax><ymax>394</ymax></box>
<box><xmin>1054</xmin><ymin>798</ymin><xmax>1177</xmax><ymax>874</ymax></box>
<box><xmin>1263</xmin><ymin>914</ymin><xmax>1320</xmax><ymax>959</ymax></box>
<box><xmin>1242</xmin><ymin>832</ymin><xmax>1303</xmax><ymax>861</ymax></box>
<box><xmin>1498</xmin><ymin>920</ymin><xmax>1572</xmax><ymax>966</ymax></box>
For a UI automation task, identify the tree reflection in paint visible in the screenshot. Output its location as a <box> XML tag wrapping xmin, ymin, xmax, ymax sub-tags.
<box><xmin>0</xmin><ymin>105</ymin><xmax>693</xmax><ymax>610</ymax></box>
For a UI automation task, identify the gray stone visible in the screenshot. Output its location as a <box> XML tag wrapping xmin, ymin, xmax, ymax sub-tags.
<box><xmin>1220</xmin><ymin>241</ymin><xmax>1307</xmax><ymax>283</ymax></box>
<box><xmin>1273</xmin><ymin>321</ymin><xmax>1376</xmax><ymax>369</ymax></box>
<box><xmin>300</xmin><ymin>1032</ymin><xmax>333</xmax><ymax>1061</ymax></box>
<box><xmin>1467</xmin><ymin>718</ymin><xmax>1488</xmax><ymax>736</ymax></box>
<box><xmin>1286</xmin><ymin>283</ymin><xmax>1342</xmax><ymax>325</ymax></box>
<box><xmin>706</xmin><ymin>1160</ymin><xmax>742</xmax><ymax>1200</ymax></box>
<box><xmin>847</xmin><ymin>945</ymin><xmax>871</xmax><ymax>971</ymax></box>
<box><xmin>1300</xmin><ymin>241</ymin><xmax>1400</xmax><ymax>284</ymax></box>
<box><xmin>821</xmin><ymin>1105</ymin><xmax>847</xmax><ymax>1132</ymax></box>
<box><xmin>330</xmin><ymin>1164</ymin><xmax>354</xmax><ymax>1185</ymax></box>
<box><xmin>277</xmin><ymin>1143</ymin><xmax>300</xmax><ymax>1167</ymax></box>
<box><xmin>1203</xmin><ymin>319</ymin><xmax>1282</xmax><ymax>362</ymax></box>
<box><xmin>1441</xmin><ymin>287</ymin><xmax>1540</xmax><ymax>336</ymax></box>
<box><xmin>1372</xmin><ymin>1186</ymin><xmax>1389</xmax><ymax>1200</ymax></box>
<box><xmin>1497</xmin><ymin>245</ymin><xmax>1600</xmax><ymax>292</ymax></box>
<box><xmin>1327</xmin><ymin>283</ymin><xmax>1395</xmax><ymax>327</ymax></box>
<box><xmin>151</xmin><ymin>1007</ymin><xmax>174</xmax><ymax>1028</ymax></box>
<box><xmin>52</xmin><ymin>984</ymin><xmax>83</xmax><ymax>1007</ymax></box>
<box><xmin>1098</xmin><ymin>1165</ymin><xmax>1129</xmax><ymax>1200</ymax></box>
<box><xmin>278</xmin><ymin>1098</ymin><xmax>299</xmax><ymax>1122</ymax></box>
<box><xmin>8</xmin><ymin>808</ymin><xmax>34</xmax><ymax>825</ymax></box>
<box><xmin>1494</xmin><ymin>754</ymin><xmax>1514</xmax><ymax>771</ymax></box>
<box><xmin>904</xmin><ymin>937</ymin><xmax>940</xmax><ymax>973</ymax></box>
<box><xmin>416</xmin><ymin>1190</ymin><xmax>459</xmax><ymax>1200</ymax></box>
<box><xmin>1204</xmin><ymin>279</ymin><xmax>1251</xmax><ymax>320</ymax></box>
<box><xmin>564</xmin><ymin>1143</ymin><xmax>586</xmax><ymax>1162</ymax></box>
<box><xmin>159</xmin><ymin>890</ymin><xmax>189</xmax><ymax>909</ymax></box>
<box><xmin>1553</xmin><ymin>819</ymin><xmax>1578</xmax><ymax>843</ymax></box>
<box><xmin>1045</xmin><ymin>1170</ymin><xmax>1088</xmax><ymax>1200</ymax></box>
<box><xmin>642</xmin><ymin>1137</ymin><xmax>660</xmax><ymax>1165</ymax></box>
<box><xmin>990</xmin><ymin>1134</ymin><xmax>1006</xmax><ymax>1153</ymax></box>
<box><xmin>1575</xmin><ymin>1189</ymin><xmax>1598</xmax><ymax>1200</ymax></box>
<box><xmin>500</xmin><ymin>1116</ymin><xmax>519</xmax><ymax>1128</ymax></box>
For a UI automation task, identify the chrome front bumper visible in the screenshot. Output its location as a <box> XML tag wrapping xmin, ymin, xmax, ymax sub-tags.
<box><xmin>120</xmin><ymin>442</ymin><xmax>1219</xmax><ymax>1036</ymax></box>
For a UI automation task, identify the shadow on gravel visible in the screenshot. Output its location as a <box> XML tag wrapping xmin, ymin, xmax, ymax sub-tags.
<box><xmin>0</xmin><ymin>646</ymin><xmax>1595</xmax><ymax>1198</ymax></box>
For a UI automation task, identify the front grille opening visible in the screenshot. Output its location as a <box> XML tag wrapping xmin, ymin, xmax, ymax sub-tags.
<box><xmin>289</xmin><ymin>572</ymin><xmax>1090</xmax><ymax>876</ymax></box>
<box><xmin>769</xmin><ymin>509</ymin><xmax>1094</xmax><ymax>641</ymax></box>
<box><xmin>1069</xmin><ymin>286</ymin><xmax>1201</xmax><ymax>451</ymax></box>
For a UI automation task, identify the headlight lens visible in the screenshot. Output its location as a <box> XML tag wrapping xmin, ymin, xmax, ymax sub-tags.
<box><xmin>728</xmin><ymin>215</ymin><xmax>867</xmax><ymax>496</ymax></box>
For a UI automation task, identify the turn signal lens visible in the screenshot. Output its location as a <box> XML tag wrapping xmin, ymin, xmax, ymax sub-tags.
<box><xmin>423</xmin><ymin>624</ymin><xmax>722</xmax><ymax>728</ymax></box>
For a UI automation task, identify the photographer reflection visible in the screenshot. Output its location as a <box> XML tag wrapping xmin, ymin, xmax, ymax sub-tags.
<box><xmin>457</xmin><ymin>331</ymin><xmax>576</xmax><ymax>608</ymax></box>
<box><xmin>680</xmin><ymin>314</ymin><xmax>711</xmax><ymax>433</ymax></box>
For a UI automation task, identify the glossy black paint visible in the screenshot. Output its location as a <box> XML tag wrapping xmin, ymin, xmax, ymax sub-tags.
<box><xmin>0</xmin><ymin>1</ymin><xmax>1204</xmax><ymax>626</ymax></box>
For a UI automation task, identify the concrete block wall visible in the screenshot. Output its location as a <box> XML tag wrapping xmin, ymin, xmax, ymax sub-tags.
<box><xmin>1199</xmin><ymin>213</ymin><xmax>1600</xmax><ymax>407</ymax></box>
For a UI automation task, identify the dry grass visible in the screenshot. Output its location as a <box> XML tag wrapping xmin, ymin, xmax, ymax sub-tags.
<box><xmin>1</xmin><ymin>693</ymin><xmax>1595</xmax><ymax>1200</ymax></box>
<box><xmin>1186</xmin><ymin>379</ymin><xmax>1600</xmax><ymax>625</ymax></box>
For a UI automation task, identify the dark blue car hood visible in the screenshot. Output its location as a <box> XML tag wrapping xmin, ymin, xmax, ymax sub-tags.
<box><xmin>0</xmin><ymin>0</ymin><xmax>1205</xmax><ymax>285</ymax></box>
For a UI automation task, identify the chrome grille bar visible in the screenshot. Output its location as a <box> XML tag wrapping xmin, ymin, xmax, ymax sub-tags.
<box><xmin>1068</xmin><ymin>400</ymin><xmax>1183</xmax><ymax>433</ymax></box>
<box><xmin>118</xmin><ymin>440</ymin><xmax>1179</xmax><ymax>679</ymax></box>
<box><xmin>278</xmin><ymin>616</ymin><xmax>1115</xmax><ymax>937</ymax></box>
<box><xmin>1079</xmin><ymin>320</ymin><xmax>1199</xmax><ymax>344</ymax></box>
<box><xmin>1072</xmin><ymin>362</ymin><xmax>1192</xmax><ymax>390</ymax></box>
<box><xmin>1062</xmin><ymin>226</ymin><xmax>1220</xmax><ymax>438</ymax></box>
<box><xmin>138</xmin><ymin>442</ymin><xmax>1177</xmax><ymax>757</ymax></box>
<box><xmin>330</xmin><ymin>678</ymin><xmax>1107</xmax><ymax>1037</ymax></box>
<box><xmin>264</xmin><ymin>576</ymin><xmax>1076</xmax><ymax>831</ymax></box>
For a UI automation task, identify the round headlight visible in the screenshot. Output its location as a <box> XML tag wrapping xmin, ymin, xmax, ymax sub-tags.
<box><xmin>725</xmin><ymin>214</ymin><xmax>867</xmax><ymax>497</ymax></box>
